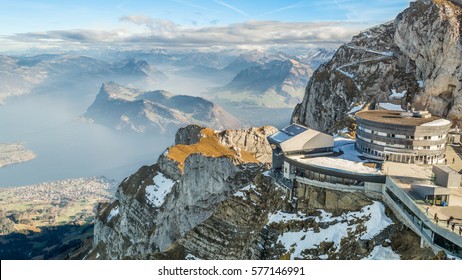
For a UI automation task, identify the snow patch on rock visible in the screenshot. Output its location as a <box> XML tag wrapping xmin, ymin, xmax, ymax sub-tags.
<box><xmin>107</xmin><ymin>206</ymin><xmax>119</xmax><ymax>223</ymax></box>
<box><xmin>389</xmin><ymin>89</ymin><xmax>407</xmax><ymax>100</ymax></box>
<box><xmin>363</xmin><ymin>245</ymin><xmax>400</xmax><ymax>260</ymax></box>
<box><xmin>272</xmin><ymin>201</ymin><xmax>393</xmax><ymax>259</ymax></box>
<box><xmin>145</xmin><ymin>173</ymin><xmax>176</xmax><ymax>207</ymax></box>
<box><xmin>360</xmin><ymin>201</ymin><xmax>394</xmax><ymax>240</ymax></box>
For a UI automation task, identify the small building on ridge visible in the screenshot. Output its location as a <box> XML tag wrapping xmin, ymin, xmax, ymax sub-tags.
<box><xmin>267</xmin><ymin>123</ymin><xmax>334</xmax><ymax>178</ymax></box>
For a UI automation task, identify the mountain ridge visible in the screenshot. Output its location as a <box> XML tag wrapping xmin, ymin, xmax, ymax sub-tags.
<box><xmin>211</xmin><ymin>58</ymin><xmax>313</xmax><ymax>108</ymax></box>
<box><xmin>292</xmin><ymin>0</ymin><xmax>462</xmax><ymax>132</ymax></box>
<box><xmin>84</xmin><ymin>82</ymin><xmax>242</xmax><ymax>134</ymax></box>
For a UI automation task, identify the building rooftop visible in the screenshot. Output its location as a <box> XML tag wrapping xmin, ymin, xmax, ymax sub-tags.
<box><xmin>356</xmin><ymin>110</ymin><xmax>451</xmax><ymax>127</ymax></box>
<box><xmin>384</xmin><ymin>161</ymin><xmax>462</xmax><ymax>222</ymax></box>
<box><xmin>268</xmin><ymin>123</ymin><xmax>308</xmax><ymax>144</ymax></box>
<box><xmin>268</xmin><ymin>123</ymin><xmax>334</xmax><ymax>153</ymax></box>
<box><xmin>287</xmin><ymin>141</ymin><xmax>382</xmax><ymax>175</ymax></box>
<box><xmin>433</xmin><ymin>165</ymin><xmax>459</xmax><ymax>175</ymax></box>
<box><xmin>290</xmin><ymin>154</ymin><xmax>381</xmax><ymax>175</ymax></box>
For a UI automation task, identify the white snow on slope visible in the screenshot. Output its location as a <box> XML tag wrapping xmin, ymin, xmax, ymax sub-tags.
<box><xmin>107</xmin><ymin>206</ymin><xmax>119</xmax><ymax>222</ymax></box>
<box><xmin>234</xmin><ymin>184</ymin><xmax>258</xmax><ymax>198</ymax></box>
<box><xmin>277</xmin><ymin>221</ymin><xmax>353</xmax><ymax>259</ymax></box>
<box><xmin>234</xmin><ymin>190</ymin><xmax>246</xmax><ymax>198</ymax></box>
<box><xmin>185</xmin><ymin>253</ymin><xmax>201</xmax><ymax>260</ymax></box>
<box><xmin>267</xmin><ymin>211</ymin><xmax>310</xmax><ymax>224</ymax></box>
<box><xmin>337</xmin><ymin>68</ymin><xmax>356</xmax><ymax>79</ymax></box>
<box><xmin>270</xmin><ymin>201</ymin><xmax>393</xmax><ymax>259</ymax></box>
<box><xmin>389</xmin><ymin>89</ymin><xmax>406</xmax><ymax>100</ymax></box>
<box><xmin>348</xmin><ymin>102</ymin><xmax>365</xmax><ymax>114</ymax></box>
<box><xmin>360</xmin><ymin>202</ymin><xmax>394</xmax><ymax>240</ymax></box>
<box><xmin>363</xmin><ymin>245</ymin><xmax>400</xmax><ymax>260</ymax></box>
<box><xmin>145</xmin><ymin>173</ymin><xmax>176</xmax><ymax>207</ymax></box>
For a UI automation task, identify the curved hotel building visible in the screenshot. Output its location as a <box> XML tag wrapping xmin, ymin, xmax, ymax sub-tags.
<box><xmin>355</xmin><ymin>110</ymin><xmax>451</xmax><ymax>164</ymax></box>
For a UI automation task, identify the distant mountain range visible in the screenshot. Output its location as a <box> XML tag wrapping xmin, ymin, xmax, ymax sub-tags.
<box><xmin>0</xmin><ymin>48</ymin><xmax>334</xmax><ymax>107</ymax></box>
<box><xmin>84</xmin><ymin>82</ymin><xmax>242</xmax><ymax>134</ymax></box>
<box><xmin>0</xmin><ymin>55</ymin><xmax>164</xmax><ymax>104</ymax></box>
<box><xmin>209</xmin><ymin>58</ymin><xmax>314</xmax><ymax>108</ymax></box>
<box><xmin>0</xmin><ymin>48</ymin><xmax>333</xmax><ymax>129</ymax></box>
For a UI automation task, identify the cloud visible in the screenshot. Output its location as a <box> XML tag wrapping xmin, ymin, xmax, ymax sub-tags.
<box><xmin>5</xmin><ymin>18</ymin><xmax>365</xmax><ymax>51</ymax></box>
<box><xmin>120</xmin><ymin>15</ymin><xmax>155</xmax><ymax>29</ymax></box>
<box><xmin>120</xmin><ymin>15</ymin><xmax>178</xmax><ymax>32</ymax></box>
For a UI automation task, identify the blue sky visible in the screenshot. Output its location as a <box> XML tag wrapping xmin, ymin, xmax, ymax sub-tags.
<box><xmin>0</xmin><ymin>0</ymin><xmax>412</xmax><ymax>51</ymax></box>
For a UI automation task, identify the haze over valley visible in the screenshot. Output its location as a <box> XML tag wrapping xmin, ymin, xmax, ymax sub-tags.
<box><xmin>0</xmin><ymin>47</ymin><xmax>334</xmax><ymax>187</ymax></box>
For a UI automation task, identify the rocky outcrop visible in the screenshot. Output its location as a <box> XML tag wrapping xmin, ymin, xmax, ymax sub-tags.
<box><xmin>90</xmin><ymin>154</ymin><xmax>253</xmax><ymax>259</ymax></box>
<box><xmin>174</xmin><ymin>124</ymin><xmax>203</xmax><ymax>145</ymax></box>
<box><xmin>292</xmin><ymin>0</ymin><xmax>462</xmax><ymax>132</ymax></box>
<box><xmin>136</xmin><ymin>174</ymin><xmax>287</xmax><ymax>260</ymax></box>
<box><xmin>295</xmin><ymin>183</ymin><xmax>371</xmax><ymax>213</ymax></box>
<box><xmin>88</xmin><ymin>125</ymin><xmax>276</xmax><ymax>259</ymax></box>
<box><xmin>152</xmin><ymin>154</ymin><xmax>243</xmax><ymax>251</ymax></box>
<box><xmin>160</xmin><ymin>125</ymin><xmax>277</xmax><ymax>172</ymax></box>
<box><xmin>123</xmin><ymin>175</ymin><xmax>433</xmax><ymax>260</ymax></box>
<box><xmin>395</xmin><ymin>0</ymin><xmax>462</xmax><ymax>121</ymax></box>
<box><xmin>217</xmin><ymin>126</ymin><xmax>278</xmax><ymax>164</ymax></box>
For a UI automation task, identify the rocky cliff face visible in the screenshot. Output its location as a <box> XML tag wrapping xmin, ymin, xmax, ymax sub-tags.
<box><xmin>216</xmin><ymin>126</ymin><xmax>278</xmax><ymax>164</ymax></box>
<box><xmin>292</xmin><ymin>0</ymin><xmax>462</xmax><ymax>132</ymax></box>
<box><xmin>88</xmin><ymin>125</ymin><xmax>277</xmax><ymax>259</ymax></box>
<box><xmin>122</xmin><ymin>178</ymin><xmax>433</xmax><ymax>260</ymax></box>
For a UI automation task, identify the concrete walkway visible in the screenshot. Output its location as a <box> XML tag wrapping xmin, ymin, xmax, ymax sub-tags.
<box><xmin>445</xmin><ymin>144</ymin><xmax>462</xmax><ymax>172</ymax></box>
<box><xmin>384</xmin><ymin>161</ymin><xmax>462</xmax><ymax>236</ymax></box>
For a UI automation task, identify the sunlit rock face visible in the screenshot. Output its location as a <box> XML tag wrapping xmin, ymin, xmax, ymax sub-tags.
<box><xmin>89</xmin><ymin>125</ymin><xmax>276</xmax><ymax>259</ymax></box>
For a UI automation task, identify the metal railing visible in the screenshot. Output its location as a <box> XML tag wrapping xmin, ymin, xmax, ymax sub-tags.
<box><xmin>385</xmin><ymin>182</ymin><xmax>462</xmax><ymax>248</ymax></box>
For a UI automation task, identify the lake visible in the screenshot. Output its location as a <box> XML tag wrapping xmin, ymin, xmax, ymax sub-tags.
<box><xmin>0</xmin><ymin>92</ymin><xmax>172</xmax><ymax>187</ymax></box>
